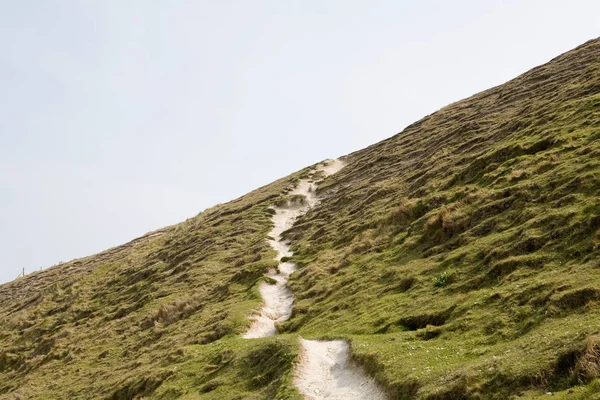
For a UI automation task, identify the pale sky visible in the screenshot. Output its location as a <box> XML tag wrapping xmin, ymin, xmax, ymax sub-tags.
<box><xmin>1</xmin><ymin>1</ymin><xmax>599</xmax><ymax>284</ymax></box>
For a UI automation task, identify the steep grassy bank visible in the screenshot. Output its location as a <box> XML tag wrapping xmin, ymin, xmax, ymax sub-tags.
<box><xmin>281</xmin><ymin>38</ymin><xmax>600</xmax><ymax>398</ymax></box>
<box><xmin>0</xmin><ymin>170</ymin><xmax>309</xmax><ymax>399</ymax></box>
<box><xmin>1</xmin><ymin>37</ymin><xmax>599</xmax><ymax>399</ymax></box>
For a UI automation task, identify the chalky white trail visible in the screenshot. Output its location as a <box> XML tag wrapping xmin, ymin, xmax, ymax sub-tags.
<box><xmin>294</xmin><ymin>338</ymin><xmax>388</xmax><ymax>400</ymax></box>
<box><xmin>242</xmin><ymin>158</ymin><xmax>387</xmax><ymax>399</ymax></box>
<box><xmin>243</xmin><ymin>159</ymin><xmax>343</xmax><ymax>338</ymax></box>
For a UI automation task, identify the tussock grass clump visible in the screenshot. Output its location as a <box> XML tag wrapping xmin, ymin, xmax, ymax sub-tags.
<box><xmin>554</xmin><ymin>288</ymin><xmax>600</xmax><ymax>311</ymax></box>
<box><xmin>109</xmin><ymin>371</ymin><xmax>172</xmax><ymax>400</ymax></box>
<box><xmin>142</xmin><ymin>295</ymin><xmax>204</xmax><ymax>328</ymax></box>
<box><xmin>397</xmin><ymin>306</ymin><xmax>455</xmax><ymax>330</ymax></box>
<box><xmin>241</xmin><ymin>340</ymin><xmax>297</xmax><ymax>391</ymax></box>
<box><xmin>274</xmin><ymin>194</ymin><xmax>307</xmax><ymax>208</ymax></box>
<box><xmin>575</xmin><ymin>335</ymin><xmax>600</xmax><ymax>381</ymax></box>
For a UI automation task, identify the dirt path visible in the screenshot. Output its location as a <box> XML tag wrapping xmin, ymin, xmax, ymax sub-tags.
<box><xmin>294</xmin><ymin>339</ymin><xmax>388</xmax><ymax>400</ymax></box>
<box><xmin>242</xmin><ymin>159</ymin><xmax>386</xmax><ymax>398</ymax></box>
<box><xmin>243</xmin><ymin>159</ymin><xmax>343</xmax><ymax>338</ymax></box>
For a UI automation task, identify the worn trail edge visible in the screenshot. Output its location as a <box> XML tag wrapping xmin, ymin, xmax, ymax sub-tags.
<box><xmin>243</xmin><ymin>158</ymin><xmax>344</xmax><ymax>338</ymax></box>
<box><xmin>243</xmin><ymin>158</ymin><xmax>387</xmax><ymax>399</ymax></box>
<box><xmin>294</xmin><ymin>339</ymin><xmax>388</xmax><ymax>400</ymax></box>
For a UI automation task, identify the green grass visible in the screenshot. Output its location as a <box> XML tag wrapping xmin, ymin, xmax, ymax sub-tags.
<box><xmin>152</xmin><ymin>336</ymin><xmax>301</xmax><ymax>400</ymax></box>
<box><xmin>281</xmin><ymin>38</ymin><xmax>600</xmax><ymax>398</ymax></box>
<box><xmin>0</xmin><ymin>168</ymin><xmax>311</xmax><ymax>399</ymax></box>
<box><xmin>1</xmin><ymin>38</ymin><xmax>600</xmax><ymax>399</ymax></box>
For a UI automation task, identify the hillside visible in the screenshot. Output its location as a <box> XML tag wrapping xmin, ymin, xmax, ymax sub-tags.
<box><xmin>1</xmin><ymin>37</ymin><xmax>600</xmax><ymax>399</ymax></box>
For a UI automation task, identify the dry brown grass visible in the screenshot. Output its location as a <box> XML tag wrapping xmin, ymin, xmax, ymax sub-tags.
<box><xmin>576</xmin><ymin>335</ymin><xmax>600</xmax><ymax>381</ymax></box>
<box><xmin>144</xmin><ymin>295</ymin><xmax>203</xmax><ymax>328</ymax></box>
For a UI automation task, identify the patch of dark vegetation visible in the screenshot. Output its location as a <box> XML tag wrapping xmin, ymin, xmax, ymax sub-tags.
<box><xmin>230</xmin><ymin>260</ymin><xmax>276</xmax><ymax>285</ymax></box>
<box><xmin>425</xmin><ymin>375</ymin><xmax>471</xmax><ymax>400</ymax></box>
<box><xmin>416</xmin><ymin>325</ymin><xmax>443</xmax><ymax>340</ymax></box>
<box><xmin>199</xmin><ymin>349</ymin><xmax>235</xmax><ymax>380</ymax></box>
<box><xmin>0</xmin><ymin>352</ymin><xmax>23</xmax><ymax>373</ymax></box>
<box><xmin>485</xmin><ymin>254</ymin><xmax>547</xmax><ymax>284</ymax></box>
<box><xmin>479</xmin><ymin>336</ymin><xmax>600</xmax><ymax>398</ymax></box>
<box><xmin>397</xmin><ymin>306</ymin><xmax>455</xmax><ymax>331</ymax></box>
<box><xmin>449</xmin><ymin>138</ymin><xmax>562</xmax><ymax>187</ymax></box>
<box><xmin>32</xmin><ymin>338</ymin><xmax>55</xmax><ymax>357</ymax></box>
<box><xmin>554</xmin><ymin>288</ymin><xmax>600</xmax><ymax>310</ymax></box>
<box><xmin>433</xmin><ymin>271</ymin><xmax>453</xmax><ymax>288</ymax></box>
<box><xmin>199</xmin><ymin>379</ymin><xmax>223</xmax><ymax>393</ymax></box>
<box><xmin>350</xmin><ymin>347</ymin><xmax>419</xmax><ymax>400</ymax></box>
<box><xmin>109</xmin><ymin>371</ymin><xmax>172</xmax><ymax>400</ymax></box>
<box><xmin>386</xmin><ymin>199</ymin><xmax>430</xmax><ymax>229</ymax></box>
<box><xmin>240</xmin><ymin>340</ymin><xmax>296</xmax><ymax>391</ymax></box>
<box><xmin>380</xmin><ymin>272</ymin><xmax>416</xmax><ymax>294</ymax></box>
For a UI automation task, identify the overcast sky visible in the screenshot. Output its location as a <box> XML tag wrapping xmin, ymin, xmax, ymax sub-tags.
<box><xmin>1</xmin><ymin>1</ymin><xmax>599</xmax><ymax>284</ymax></box>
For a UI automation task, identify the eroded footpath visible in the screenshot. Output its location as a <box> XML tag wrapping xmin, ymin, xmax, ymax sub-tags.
<box><xmin>243</xmin><ymin>159</ymin><xmax>343</xmax><ymax>338</ymax></box>
<box><xmin>243</xmin><ymin>158</ymin><xmax>387</xmax><ymax>400</ymax></box>
<box><xmin>294</xmin><ymin>339</ymin><xmax>388</xmax><ymax>400</ymax></box>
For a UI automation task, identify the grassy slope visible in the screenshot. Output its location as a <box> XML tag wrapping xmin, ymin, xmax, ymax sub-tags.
<box><xmin>0</xmin><ymin>169</ymin><xmax>310</xmax><ymax>399</ymax></box>
<box><xmin>1</xmin><ymin>38</ymin><xmax>599</xmax><ymax>399</ymax></box>
<box><xmin>281</xmin><ymin>38</ymin><xmax>600</xmax><ymax>398</ymax></box>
